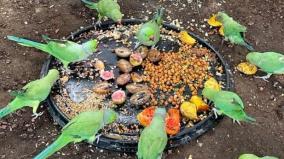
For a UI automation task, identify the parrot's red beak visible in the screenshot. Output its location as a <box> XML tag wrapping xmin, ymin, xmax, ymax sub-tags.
<box><xmin>117</xmin><ymin>20</ymin><xmax>122</xmax><ymax>25</ymax></box>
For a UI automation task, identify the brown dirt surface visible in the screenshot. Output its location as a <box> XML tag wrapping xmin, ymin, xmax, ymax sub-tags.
<box><xmin>0</xmin><ymin>0</ymin><xmax>283</xmax><ymax>159</ymax></box>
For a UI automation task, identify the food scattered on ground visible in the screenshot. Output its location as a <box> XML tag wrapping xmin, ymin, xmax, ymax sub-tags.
<box><xmin>190</xmin><ymin>96</ymin><xmax>209</xmax><ymax>111</ymax></box>
<box><xmin>208</xmin><ymin>14</ymin><xmax>222</xmax><ymax>27</ymax></box>
<box><xmin>143</xmin><ymin>45</ymin><xmax>213</xmax><ymax>107</ymax></box>
<box><xmin>137</xmin><ymin>106</ymin><xmax>156</xmax><ymax>127</ymax></box>
<box><xmin>147</xmin><ymin>49</ymin><xmax>162</xmax><ymax>63</ymax></box>
<box><xmin>94</xmin><ymin>59</ymin><xmax>105</xmax><ymax>71</ymax></box>
<box><xmin>204</xmin><ymin>77</ymin><xmax>222</xmax><ymax>91</ymax></box>
<box><xmin>131</xmin><ymin>72</ymin><xmax>143</xmax><ymax>83</ymax></box>
<box><xmin>130</xmin><ymin>90</ymin><xmax>152</xmax><ymax>106</ymax></box>
<box><xmin>99</xmin><ymin>70</ymin><xmax>115</xmax><ymax>80</ymax></box>
<box><xmin>208</xmin><ymin>14</ymin><xmax>224</xmax><ymax>36</ymax></box>
<box><xmin>54</xmin><ymin>92</ymin><xmax>106</xmax><ymax>118</ymax></box>
<box><xmin>179</xmin><ymin>31</ymin><xmax>196</xmax><ymax>45</ymax></box>
<box><xmin>93</xmin><ymin>81</ymin><xmax>112</xmax><ymax>94</ymax></box>
<box><xmin>117</xmin><ymin>59</ymin><xmax>133</xmax><ymax>73</ymax></box>
<box><xmin>137</xmin><ymin>107</ymin><xmax>181</xmax><ymax>135</ymax></box>
<box><xmin>114</xmin><ymin>47</ymin><xmax>132</xmax><ymax>58</ymax></box>
<box><xmin>237</xmin><ymin>62</ymin><xmax>258</xmax><ymax>75</ymax></box>
<box><xmin>112</xmin><ymin>90</ymin><xmax>126</xmax><ymax>105</ymax></box>
<box><xmin>129</xmin><ymin>53</ymin><xmax>143</xmax><ymax>66</ymax></box>
<box><xmin>126</xmin><ymin>83</ymin><xmax>149</xmax><ymax>94</ymax></box>
<box><xmin>116</xmin><ymin>73</ymin><xmax>131</xmax><ymax>85</ymax></box>
<box><xmin>219</xmin><ymin>26</ymin><xmax>225</xmax><ymax>36</ymax></box>
<box><xmin>180</xmin><ymin>101</ymin><xmax>198</xmax><ymax>120</ymax></box>
<box><xmin>137</xmin><ymin>46</ymin><xmax>149</xmax><ymax>59</ymax></box>
<box><xmin>165</xmin><ymin>108</ymin><xmax>181</xmax><ymax>135</ymax></box>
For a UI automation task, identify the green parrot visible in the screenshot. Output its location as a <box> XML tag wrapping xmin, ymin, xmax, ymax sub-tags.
<box><xmin>239</xmin><ymin>154</ymin><xmax>279</xmax><ymax>159</ymax></box>
<box><xmin>136</xmin><ymin>7</ymin><xmax>164</xmax><ymax>48</ymax></box>
<box><xmin>137</xmin><ymin>107</ymin><xmax>168</xmax><ymax>159</ymax></box>
<box><xmin>0</xmin><ymin>69</ymin><xmax>59</xmax><ymax>119</ymax></box>
<box><xmin>246</xmin><ymin>52</ymin><xmax>284</xmax><ymax>80</ymax></box>
<box><xmin>81</xmin><ymin>0</ymin><xmax>123</xmax><ymax>23</ymax></box>
<box><xmin>216</xmin><ymin>12</ymin><xmax>254</xmax><ymax>51</ymax></box>
<box><xmin>34</xmin><ymin>109</ymin><xmax>118</xmax><ymax>159</ymax></box>
<box><xmin>202</xmin><ymin>87</ymin><xmax>255</xmax><ymax>123</ymax></box>
<box><xmin>7</xmin><ymin>35</ymin><xmax>98</xmax><ymax>68</ymax></box>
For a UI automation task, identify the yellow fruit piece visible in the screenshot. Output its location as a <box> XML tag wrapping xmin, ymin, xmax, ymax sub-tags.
<box><xmin>179</xmin><ymin>31</ymin><xmax>196</xmax><ymax>45</ymax></box>
<box><xmin>219</xmin><ymin>25</ymin><xmax>224</xmax><ymax>36</ymax></box>
<box><xmin>180</xmin><ymin>102</ymin><xmax>198</xmax><ymax>120</ymax></box>
<box><xmin>204</xmin><ymin>77</ymin><xmax>221</xmax><ymax>91</ymax></box>
<box><xmin>190</xmin><ymin>96</ymin><xmax>209</xmax><ymax>111</ymax></box>
<box><xmin>208</xmin><ymin>14</ymin><xmax>222</xmax><ymax>27</ymax></box>
<box><xmin>237</xmin><ymin>62</ymin><xmax>258</xmax><ymax>75</ymax></box>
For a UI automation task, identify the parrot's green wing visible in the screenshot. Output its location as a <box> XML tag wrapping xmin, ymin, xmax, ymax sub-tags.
<box><xmin>136</xmin><ymin>8</ymin><xmax>163</xmax><ymax>47</ymax></box>
<box><xmin>238</xmin><ymin>154</ymin><xmax>279</xmax><ymax>159</ymax></box>
<box><xmin>213</xmin><ymin>91</ymin><xmax>255</xmax><ymax>122</ymax></box>
<box><xmin>138</xmin><ymin>126</ymin><xmax>167</xmax><ymax>159</ymax></box>
<box><xmin>33</xmin><ymin>110</ymin><xmax>110</xmax><ymax>159</ymax></box>
<box><xmin>239</xmin><ymin>154</ymin><xmax>260</xmax><ymax>159</ymax></box>
<box><xmin>43</xmin><ymin>36</ymin><xmax>83</xmax><ymax>60</ymax></box>
<box><xmin>262</xmin><ymin>156</ymin><xmax>279</xmax><ymax>159</ymax></box>
<box><xmin>97</xmin><ymin>0</ymin><xmax>122</xmax><ymax>17</ymax></box>
<box><xmin>10</xmin><ymin>89</ymin><xmax>27</xmax><ymax>97</ymax></box>
<box><xmin>19</xmin><ymin>70</ymin><xmax>58</xmax><ymax>101</ymax></box>
<box><xmin>136</xmin><ymin>22</ymin><xmax>160</xmax><ymax>46</ymax></box>
<box><xmin>251</xmin><ymin>52</ymin><xmax>284</xmax><ymax>74</ymax></box>
<box><xmin>81</xmin><ymin>0</ymin><xmax>98</xmax><ymax>10</ymax></box>
<box><xmin>214</xmin><ymin>91</ymin><xmax>244</xmax><ymax>109</ymax></box>
<box><xmin>22</xmin><ymin>80</ymin><xmax>52</xmax><ymax>101</ymax></box>
<box><xmin>217</xmin><ymin>12</ymin><xmax>253</xmax><ymax>50</ymax></box>
<box><xmin>62</xmin><ymin>111</ymin><xmax>104</xmax><ymax>140</ymax></box>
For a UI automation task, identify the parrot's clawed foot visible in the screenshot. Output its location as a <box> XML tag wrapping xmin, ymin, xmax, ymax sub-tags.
<box><xmin>63</xmin><ymin>68</ymin><xmax>73</xmax><ymax>75</ymax></box>
<box><xmin>117</xmin><ymin>20</ymin><xmax>122</xmax><ymax>26</ymax></box>
<box><xmin>151</xmin><ymin>45</ymin><xmax>157</xmax><ymax>50</ymax></box>
<box><xmin>95</xmin><ymin>134</ymin><xmax>102</xmax><ymax>144</ymax></box>
<box><xmin>133</xmin><ymin>42</ymin><xmax>140</xmax><ymax>50</ymax></box>
<box><xmin>95</xmin><ymin>21</ymin><xmax>102</xmax><ymax>27</ymax></box>
<box><xmin>32</xmin><ymin>112</ymin><xmax>43</xmax><ymax>120</ymax></box>
<box><xmin>233</xmin><ymin>119</ymin><xmax>241</xmax><ymax>125</ymax></box>
<box><xmin>212</xmin><ymin>108</ymin><xmax>219</xmax><ymax>119</ymax></box>
<box><xmin>255</xmin><ymin>74</ymin><xmax>272</xmax><ymax>82</ymax></box>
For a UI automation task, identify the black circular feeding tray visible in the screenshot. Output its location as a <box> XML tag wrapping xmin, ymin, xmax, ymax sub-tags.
<box><xmin>40</xmin><ymin>19</ymin><xmax>232</xmax><ymax>153</ymax></box>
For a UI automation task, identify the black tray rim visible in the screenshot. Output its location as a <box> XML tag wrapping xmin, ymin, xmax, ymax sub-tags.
<box><xmin>40</xmin><ymin>19</ymin><xmax>233</xmax><ymax>153</ymax></box>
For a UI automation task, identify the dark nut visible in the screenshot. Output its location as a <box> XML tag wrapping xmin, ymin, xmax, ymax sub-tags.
<box><xmin>129</xmin><ymin>53</ymin><xmax>143</xmax><ymax>66</ymax></box>
<box><xmin>137</xmin><ymin>46</ymin><xmax>149</xmax><ymax>59</ymax></box>
<box><xmin>111</xmin><ymin>90</ymin><xmax>126</xmax><ymax>104</ymax></box>
<box><xmin>117</xmin><ymin>59</ymin><xmax>133</xmax><ymax>73</ymax></box>
<box><xmin>148</xmin><ymin>49</ymin><xmax>161</xmax><ymax>63</ymax></box>
<box><xmin>130</xmin><ymin>91</ymin><xmax>151</xmax><ymax>106</ymax></box>
<box><xmin>131</xmin><ymin>72</ymin><xmax>143</xmax><ymax>83</ymax></box>
<box><xmin>115</xmin><ymin>47</ymin><xmax>132</xmax><ymax>58</ymax></box>
<box><xmin>93</xmin><ymin>82</ymin><xmax>112</xmax><ymax>94</ymax></box>
<box><xmin>126</xmin><ymin>83</ymin><xmax>149</xmax><ymax>94</ymax></box>
<box><xmin>116</xmin><ymin>73</ymin><xmax>131</xmax><ymax>85</ymax></box>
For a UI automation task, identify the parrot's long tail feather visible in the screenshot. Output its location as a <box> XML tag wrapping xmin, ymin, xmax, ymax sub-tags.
<box><xmin>81</xmin><ymin>0</ymin><xmax>98</xmax><ymax>10</ymax></box>
<box><xmin>7</xmin><ymin>36</ymin><xmax>50</xmax><ymax>53</ymax></box>
<box><xmin>0</xmin><ymin>97</ymin><xmax>27</xmax><ymax>119</ymax></box>
<box><xmin>34</xmin><ymin>136</ymin><xmax>73</xmax><ymax>159</ymax></box>
<box><xmin>244</xmin><ymin>115</ymin><xmax>256</xmax><ymax>123</ymax></box>
<box><xmin>244</xmin><ymin>42</ymin><xmax>254</xmax><ymax>51</ymax></box>
<box><xmin>153</xmin><ymin>7</ymin><xmax>165</xmax><ymax>25</ymax></box>
<box><xmin>0</xmin><ymin>106</ymin><xmax>14</xmax><ymax>119</ymax></box>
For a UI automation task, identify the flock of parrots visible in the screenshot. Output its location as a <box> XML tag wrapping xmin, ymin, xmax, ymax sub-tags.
<box><xmin>0</xmin><ymin>0</ymin><xmax>282</xmax><ymax>159</ymax></box>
